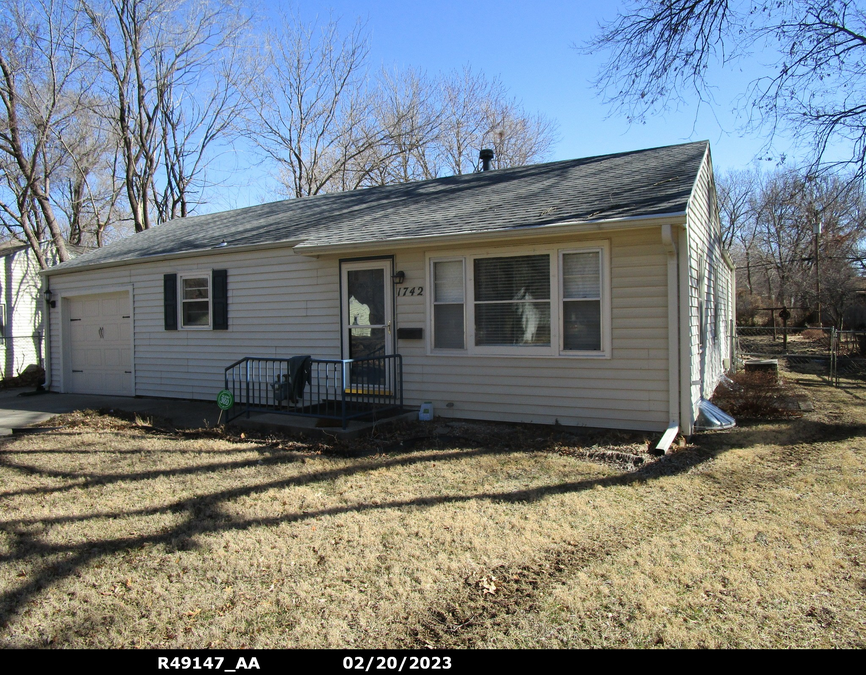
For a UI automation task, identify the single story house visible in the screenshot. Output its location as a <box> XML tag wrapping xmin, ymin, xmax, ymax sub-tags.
<box><xmin>42</xmin><ymin>140</ymin><xmax>735</xmax><ymax>438</ymax></box>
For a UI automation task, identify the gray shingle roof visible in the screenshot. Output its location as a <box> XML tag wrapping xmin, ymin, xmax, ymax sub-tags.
<box><xmin>50</xmin><ymin>141</ymin><xmax>708</xmax><ymax>272</ymax></box>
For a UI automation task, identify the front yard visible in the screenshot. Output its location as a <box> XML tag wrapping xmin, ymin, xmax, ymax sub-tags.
<box><xmin>0</xmin><ymin>372</ymin><xmax>864</xmax><ymax>648</ymax></box>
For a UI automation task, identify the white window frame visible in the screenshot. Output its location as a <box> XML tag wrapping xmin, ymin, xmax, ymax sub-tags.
<box><xmin>430</xmin><ymin>257</ymin><xmax>466</xmax><ymax>351</ymax></box>
<box><xmin>427</xmin><ymin>242</ymin><xmax>610</xmax><ymax>358</ymax></box>
<box><xmin>559</xmin><ymin>246</ymin><xmax>611</xmax><ymax>357</ymax></box>
<box><xmin>178</xmin><ymin>273</ymin><xmax>211</xmax><ymax>329</ymax></box>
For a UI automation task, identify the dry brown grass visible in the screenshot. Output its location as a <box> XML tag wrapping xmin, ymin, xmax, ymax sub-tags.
<box><xmin>1</xmin><ymin>375</ymin><xmax>865</xmax><ymax>649</ymax></box>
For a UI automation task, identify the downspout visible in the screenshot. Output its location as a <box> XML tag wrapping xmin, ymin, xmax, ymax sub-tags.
<box><xmin>678</xmin><ymin>226</ymin><xmax>694</xmax><ymax>436</ymax></box>
<box><xmin>656</xmin><ymin>224</ymin><xmax>680</xmax><ymax>453</ymax></box>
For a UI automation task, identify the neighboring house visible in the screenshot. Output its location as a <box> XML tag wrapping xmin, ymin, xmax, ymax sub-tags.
<box><xmin>0</xmin><ymin>241</ymin><xmax>45</xmax><ymax>379</ymax></box>
<box><xmin>42</xmin><ymin>141</ymin><xmax>735</xmax><ymax>436</ymax></box>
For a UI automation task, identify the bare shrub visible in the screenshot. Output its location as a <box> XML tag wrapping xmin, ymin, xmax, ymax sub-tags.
<box><xmin>711</xmin><ymin>372</ymin><xmax>796</xmax><ymax>419</ymax></box>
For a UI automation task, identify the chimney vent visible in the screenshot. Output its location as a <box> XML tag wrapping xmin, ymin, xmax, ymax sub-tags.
<box><xmin>479</xmin><ymin>148</ymin><xmax>494</xmax><ymax>171</ymax></box>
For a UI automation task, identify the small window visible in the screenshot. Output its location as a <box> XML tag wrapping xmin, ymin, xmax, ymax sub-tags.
<box><xmin>180</xmin><ymin>275</ymin><xmax>210</xmax><ymax>328</ymax></box>
<box><xmin>561</xmin><ymin>250</ymin><xmax>602</xmax><ymax>351</ymax></box>
<box><xmin>432</xmin><ymin>259</ymin><xmax>465</xmax><ymax>349</ymax></box>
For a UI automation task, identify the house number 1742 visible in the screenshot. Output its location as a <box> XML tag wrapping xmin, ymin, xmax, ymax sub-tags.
<box><xmin>397</xmin><ymin>286</ymin><xmax>423</xmax><ymax>297</ymax></box>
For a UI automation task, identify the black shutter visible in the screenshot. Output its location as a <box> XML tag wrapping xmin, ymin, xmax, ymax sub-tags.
<box><xmin>212</xmin><ymin>269</ymin><xmax>228</xmax><ymax>330</ymax></box>
<box><xmin>164</xmin><ymin>274</ymin><xmax>177</xmax><ymax>330</ymax></box>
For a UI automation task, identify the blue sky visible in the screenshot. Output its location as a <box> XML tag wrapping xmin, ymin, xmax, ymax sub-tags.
<box><xmin>219</xmin><ymin>0</ymin><xmax>821</xmax><ymax>209</ymax></box>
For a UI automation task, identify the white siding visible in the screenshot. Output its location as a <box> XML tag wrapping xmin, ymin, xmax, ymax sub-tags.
<box><xmin>48</xmin><ymin>228</ymin><xmax>673</xmax><ymax>432</ymax></box>
<box><xmin>396</xmin><ymin>228</ymin><xmax>669</xmax><ymax>431</ymax></box>
<box><xmin>48</xmin><ymin>248</ymin><xmax>340</xmax><ymax>400</ymax></box>
<box><xmin>1</xmin><ymin>248</ymin><xmax>44</xmax><ymax>378</ymax></box>
<box><xmin>685</xmin><ymin>149</ymin><xmax>735</xmax><ymax>424</ymax></box>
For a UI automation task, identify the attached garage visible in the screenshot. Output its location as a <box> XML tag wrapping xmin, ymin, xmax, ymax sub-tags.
<box><xmin>65</xmin><ymin>291</ymin><xmax>133</xmax><ymax>396</ymax></box>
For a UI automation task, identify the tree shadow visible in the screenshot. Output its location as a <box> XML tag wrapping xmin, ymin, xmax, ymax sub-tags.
<box><xmin>0</xmin><ymin>430</ymin><xmax>724</xmax><ymax>631</ymax></box>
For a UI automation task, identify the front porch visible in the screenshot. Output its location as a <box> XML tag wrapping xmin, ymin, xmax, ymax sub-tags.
<box><xmin>224</xmin><ymin>354</ymin><xmax>404</xmax><ymax>429</ymax></box>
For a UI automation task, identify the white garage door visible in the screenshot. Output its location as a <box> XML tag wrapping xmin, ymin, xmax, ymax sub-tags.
<box><xmin>67</xmin><ymin>292</ymin><xmax>133</xmax><ymax>396</ymax></box>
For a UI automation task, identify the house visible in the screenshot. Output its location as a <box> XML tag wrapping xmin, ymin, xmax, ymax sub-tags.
<box><xmin>41</xmin><ymin>140</ymin><xmax>735</xmax><ymax>438</ymax></box>
<box><xmin>0</xmin><ymin>241</ymin><xmax>45</xmax><ymax>379</ymax></box>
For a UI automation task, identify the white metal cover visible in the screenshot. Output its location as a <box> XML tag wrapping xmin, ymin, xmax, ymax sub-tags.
<box><xmin>67</xmin><ymin>292</ymin><xmax>132</xmax><ymax>396</ymax></box>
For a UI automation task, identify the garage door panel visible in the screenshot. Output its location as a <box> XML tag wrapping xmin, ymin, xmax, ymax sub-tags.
<box><xmin>85</xmin><ymin>349</ymin><xmax>104</xmax><ymax>367</ymax></box>
<box><xmin>103</xmin><ymin>348</ymin><xmax>122</xmax><ymax>367</ymax></box>
<box><xmin>82</xmin><ymin>299</ymin><xmax>100</xmax><ymax>318</ymax></box>
<box><xmin>67</xmin><ymin>291</ymin><xmax>133</xmax><ymax>396</ymax></box>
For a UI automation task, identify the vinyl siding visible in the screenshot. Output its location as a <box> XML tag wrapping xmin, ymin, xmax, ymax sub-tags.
<box><xmin>47</xmin><ymin>227</ymin><xmax>673</xmax><ymax>432</ymax></box>
<box><xmin>396</xmin><ymin>227</ymin><xmax>670</xmax><ymax>431</ymax></box>
<box><xmin>1</xmin><ymin>248</ymin><xmax>44</xmax><ymax>378</ymax></box>
<box><xmin>685</xmin><ymin>149</ymin><xmax>735</xmax><ymax>424</ymax></box>
<box><xmin>48</xmin><ymin>247</ymin><xmax>340</xmax><ymax>400</ymax></box>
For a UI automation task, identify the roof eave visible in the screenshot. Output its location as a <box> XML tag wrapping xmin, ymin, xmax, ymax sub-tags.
<box><xmin>43</xmin><ymin>237</ymin><xmax>304</xmax><ymax>276</ymax></box>
<box><xmin>292</xmin><ymin>212</ymin><xmax>689</xmax><ymax>256</ymax></box>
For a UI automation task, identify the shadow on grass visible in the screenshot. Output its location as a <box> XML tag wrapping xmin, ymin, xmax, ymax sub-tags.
<box><xmin>1</xmin><ymin>411</ymin><xmax>859</xmax><ymax>634</ymax></box>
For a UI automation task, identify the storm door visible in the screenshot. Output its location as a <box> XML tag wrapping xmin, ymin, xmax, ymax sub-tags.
<box><xmin>341</xmin><ymin>260</ymin><xmax>394</xmax><ymax>394</ymax></box>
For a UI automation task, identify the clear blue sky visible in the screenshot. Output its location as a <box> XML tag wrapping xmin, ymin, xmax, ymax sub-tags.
<box><xmin>218</xmin><ymin>0</ymin><xmax>825</xmax><ymax>209</ymax></box>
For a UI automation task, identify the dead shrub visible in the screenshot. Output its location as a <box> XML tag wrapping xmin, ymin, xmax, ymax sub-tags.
<box><xmin>800</xmin><ymin>328</ymin><xmax>826</xmax><ymax>341</ymax></box>
<box><xmin>0</xmin><ymin>365</ymin><xmax>45</xmax><ymax>389</ymax></box>
<box><xmin>711</xmin><ymin>371</ymin><xmax>796</xmax><ymax>418</ymax></box>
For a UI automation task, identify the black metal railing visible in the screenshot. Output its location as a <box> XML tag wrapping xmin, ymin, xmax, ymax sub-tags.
<box><xmin>224</xmin><ymin>354</ymin><xmax>403</xmax><ymax>428</ymax></box>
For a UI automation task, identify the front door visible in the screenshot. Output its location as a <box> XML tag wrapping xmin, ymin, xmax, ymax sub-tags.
<box><xmin>341</xmin><ymin>259</ymin><xmax>394</xmax><ymax>361</ymax></box>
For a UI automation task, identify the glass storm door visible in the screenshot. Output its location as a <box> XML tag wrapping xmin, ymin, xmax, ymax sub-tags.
<box><xmin>341</xmin><ymin>260</ymin><xmax>394</xmax><ymax>361</ymax></box>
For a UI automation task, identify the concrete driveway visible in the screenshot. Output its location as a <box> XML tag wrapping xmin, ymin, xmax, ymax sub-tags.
<box><xmin>0</xmin><ymin>387</ymin><xmax>222</xmax><ymax>433</ymax></box>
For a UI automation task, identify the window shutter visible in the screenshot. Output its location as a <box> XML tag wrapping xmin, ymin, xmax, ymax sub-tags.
<box><xmin>212</xmin><ymin>269</ymin><xmax>228</xmax><ymax>330</ymax></box>
<box><xmin>164</xmin><ymin>274</ymin><xmax>177</xmax><ymax>330</ymax></box>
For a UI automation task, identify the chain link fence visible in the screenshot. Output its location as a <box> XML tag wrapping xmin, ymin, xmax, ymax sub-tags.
<box><xmin>735</xmin><ymin>326</ymin><xmax>866</xmax><ymax>386</ymax></box>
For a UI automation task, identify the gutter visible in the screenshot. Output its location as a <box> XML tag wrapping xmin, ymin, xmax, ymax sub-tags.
<box><xmin>678</xmin><ymin>225</ymin><xmax>694</xmax><ymax>436</ymax></box>
<box><xmin>292</xmin><ymin>212</ymin><xmax>688</xmax><ymax>255</ymax></box>
<box><xmin>41</xmin><ymin>213</ymin><xmax>691</xmax><ymax>274</ymax></box>
<box><xmin>43</xmin><ymin>238</ymin><xmax>304</xmax><ymax>277</ymax></box>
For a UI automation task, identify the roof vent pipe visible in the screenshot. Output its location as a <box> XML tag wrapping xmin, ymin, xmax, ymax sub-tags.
<box><xmin>479</xmin><ymin>148</ymin><xmax>494</xmax><ymax>171</ymax></box>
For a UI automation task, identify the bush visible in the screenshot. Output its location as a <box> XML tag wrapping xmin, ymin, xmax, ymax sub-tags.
<box><xmin>711</xmin><ymin>371</ymin><xmax>795</xmax><ymax>418</ymax></box>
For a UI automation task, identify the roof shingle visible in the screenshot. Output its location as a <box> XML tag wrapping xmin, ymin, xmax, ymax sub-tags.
<box><xmin>51</xmin><ymin>140</ymin><xmax>708</xmax><ymax>272</ymax></box>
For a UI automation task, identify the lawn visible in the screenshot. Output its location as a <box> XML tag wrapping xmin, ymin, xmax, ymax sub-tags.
<box><xmin>0</xmin><ymin>372</ymin><xmax>864</xmax><ymax>648</ymax></box>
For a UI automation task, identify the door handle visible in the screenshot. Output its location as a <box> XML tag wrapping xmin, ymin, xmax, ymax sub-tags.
<box><xmin>387</xmin><ymin>321</ymin><xmax>392</xmax><ymax>334</ymax></box>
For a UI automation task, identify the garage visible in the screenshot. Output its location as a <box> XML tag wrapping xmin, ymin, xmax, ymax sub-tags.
<box><xmin>66</xmin><ymin>292</ymin><xmax>133</xmax><ymax>396</ymax></box>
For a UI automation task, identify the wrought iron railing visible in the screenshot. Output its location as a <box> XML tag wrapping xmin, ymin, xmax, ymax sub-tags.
<box><xmin>224</xmin><ymin>354</ymin><xmax>403</xmax><ymax>428</ymax></box>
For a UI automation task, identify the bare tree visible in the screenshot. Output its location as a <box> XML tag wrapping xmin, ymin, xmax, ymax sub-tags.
<box><xmin>436</xmin><ymin>66</ymin><xmax>558</xmax><ymax>175</ymax></box>
<box><xmin>722</xmin><ymin>167</ymin><xmax>865</xmax><ymax>325</ymax></box>
<box><xmin>243</xmin><ymin>13</ymin><xmax>375</xmax><ymax>198</ymax></box>
<box><xmin>350</xmin><ymin>67</ymin><xmax>443</xmax><ymax>187</ymax></box>
<box><xmin>52</xmin><ymin>103</ymin><xmax>128</xmax><ymax>247</ymax></box>
<box><xmin>245</xmin><ymin>12</ymin><xmax>560</xmax><ymax>199</ymax></box>
<box><xmin>0</xmin><ymin>0</ymin><xmax>84</xmax><ymax>266</ymax></box>
<box><xmin>584</xmin><ymin>0</ymin><xmax>866</xmax><ymax>178</ymax></box>
<box><xmin>718</xmin><ymin>169</ymin><xmax>761</xmax><ymax>306</ymax></box>
<box><xmin>80</xmin><ymin>0</ymin><xmax>250</xmax><ymax>231</ymax></box>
